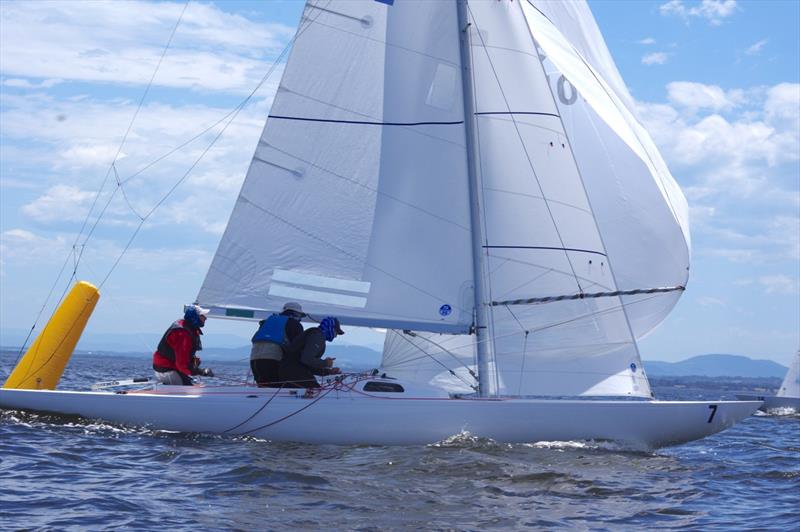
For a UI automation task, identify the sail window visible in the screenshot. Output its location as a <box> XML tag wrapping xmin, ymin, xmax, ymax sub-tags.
<box><xmin>426</xmin><ymin>64</ymin><xmax>458</xmax><ymax>111</ymax></box>
<box><xmin>363</xmin><ymin>381</ymin><xmax>405</xmax><ymax>393</ymax></box>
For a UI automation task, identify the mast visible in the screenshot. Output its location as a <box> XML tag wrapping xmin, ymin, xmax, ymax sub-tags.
<box><xmin>456</xmin><ymin>0</ymin><xmax>495</xmax><ymax>397</ymax></box>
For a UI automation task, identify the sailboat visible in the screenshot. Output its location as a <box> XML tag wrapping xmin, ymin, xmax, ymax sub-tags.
<box><xmin>737</xmin><ymin>351</ymin><xmax>800</xmax><ymax>412</ymax></box>
<box><xmin>0</xmin><ymin>0</ymin><xmax>760</xmax><ymax>447</ymax></box>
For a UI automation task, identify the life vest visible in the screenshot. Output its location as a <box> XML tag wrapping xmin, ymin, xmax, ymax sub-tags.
<box><xmin>156</xmin><ymin>320</ymin><xmax>202</xmax><ymax>362</ymax></box>
<box><xmin>252</xmin><ymin>314</ymin><xmax>289</xmax><ymax>345</ymax></box>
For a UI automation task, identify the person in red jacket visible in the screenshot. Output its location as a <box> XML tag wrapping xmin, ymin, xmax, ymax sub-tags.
<box><xmin>152</xmin><ymin>305</ymin><xmax>214</xmax><ymax>385</ymax></box>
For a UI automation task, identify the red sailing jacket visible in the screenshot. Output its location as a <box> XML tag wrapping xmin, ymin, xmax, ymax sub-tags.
<box><xmin>152</xmin><ymin>320</ymin><xmax>202</xmax><ymax>378</ymax></box>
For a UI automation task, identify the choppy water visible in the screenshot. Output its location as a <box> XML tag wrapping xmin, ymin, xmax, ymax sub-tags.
<box><xmin>1</xmin><ymin>353</ymin><xmax>798</xmax><ymax>530</ymax></box>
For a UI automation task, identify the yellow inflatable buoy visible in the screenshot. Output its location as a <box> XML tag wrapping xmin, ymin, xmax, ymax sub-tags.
<box><xmin>4</xmin><ymin>281</ymin><xmax>100</xmax><ymax>390</ymax></box>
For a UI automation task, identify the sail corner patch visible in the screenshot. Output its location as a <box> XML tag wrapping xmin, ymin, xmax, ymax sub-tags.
<box><xmin>374</xmin><ymin>0</ymin><xmax>394</xmax><ymax>5</ymax></box>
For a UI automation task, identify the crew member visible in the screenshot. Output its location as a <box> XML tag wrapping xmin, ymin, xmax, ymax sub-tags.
<box><xmin>250</xmin><ymin>302</ymin><xmax>305</xmax><ymax>386</ymax></box>
<box><xmin>152</xmin><ymin>305</ymin><xmax>214</xmax><ymax>385</ymax></box>
<box><xmin>279</xmin><ymin>316</ymin><xmax>343</xmax><ymax>389</ymax></box>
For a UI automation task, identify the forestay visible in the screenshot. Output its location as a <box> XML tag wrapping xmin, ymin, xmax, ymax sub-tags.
<box><xmin>383</xmin><ymin>0</ymin><xmax>689</xmax><ymax>398</ymax></box>
<box><xmin>198</xmin><ymin>0</ymin><xmax>475</xmax><ymax>333</ymax></box>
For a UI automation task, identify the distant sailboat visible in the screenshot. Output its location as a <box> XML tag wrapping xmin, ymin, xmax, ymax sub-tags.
<box><xmin>0</xmin><ymin>0</ymin><xmax>760</xmax><ymax>447</ymax></box>
<box><xmin>737</xmin><ymin>351</ymin><xmax>800</xmax><ymax>413</ymax></box>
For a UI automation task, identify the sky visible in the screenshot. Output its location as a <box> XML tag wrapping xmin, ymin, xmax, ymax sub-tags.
<box><xmin>0</xmin><ymin>0</ymin><xmax>797</xmax><ymax>366</ymax></box>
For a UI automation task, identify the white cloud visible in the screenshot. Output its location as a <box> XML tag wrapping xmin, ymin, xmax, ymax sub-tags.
<box><xmin>638</xmin><ymin>81</ymin><xmax>799</xmax><ymax>267</ymax></box>
<box><xmin>640</xmin><ymin>83</ymin><xmax>799</xmax><ymax>183</ymax></box>
<box><xmin>2</xmin><ymin>78</ymin><xmax>63</xmax><ymax>89</ymax></box>
<box><xmin>59</xmin><ymin>143</ymin><xmax>125</xmax><ymax>169</ymax></box>
<box><xmin>0</xmin><ymin>177</ymin><xmax>40</xmax><ymax>190</ymax></box>
<box><xmin>642</xmin><ymin>52</ymin><xmax>669</xmax><ymax>65</ymax></box>
<box><xmin>696</xmin><ymin>296</ymin><xmax>725</xmax><ymax>307</ymax></box>
<box><xmin>699</xmin><ymin>214</ymin><xmax>799</xmax><ymax>264</ymax></box>
<box><xmin>0</xmin><ymin>229</ymin><xmax>73</xmax><ymax>276</ymax></box>
<box><xmin>2</xmin><ymin>89</ymin><xmax>274</xmax><ymax>231</ymax></box>
<box><xmin>758</xmin><ymin>275</ymin><xmax>799</xmax><ymax>295</ymax></box>
<box><xmin>639</xmin><ymin>37</ymin><xmax>657</xmax><ymax>45</ymax></box>
<box><xmin>666</xmin><ymin>81</ymin><xmax>744</xmax><ymax>112</ymax></box>
<box><xmin>660</xmin><ymin>0</ymin><xmax>738</xmax><ymax>26</ymax></box>
<box><xmin>0</xmin><ymin>227</ymin><xmax>211</xmax><ymax>279</ymax></box>
<box><xmin>764</xmin><ymin>83</ymin><xmax>800</xmax><ymax>131</ymax></box>
<box><xmin>0</xmin><ymin>1</ymin><xmax>294</xmax><ymax>94</ymax></box>
<box><xmin>745</xmin><ymin>39</ymin><xmax>768</xmax><ymax>56</ymax></box>
<box><xmin>689</xmin><ymin>205</ymin><xmax>716</xmax><ymax>223</ymax></box>
<box><xmin>21</xmin><ymin>185</ymin><xmax>96</xmax><ymax>223</ymax></box>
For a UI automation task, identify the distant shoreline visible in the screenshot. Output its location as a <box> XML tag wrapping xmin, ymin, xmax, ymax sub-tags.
<box><xmin>1</xmin><ymin>348</ymin><xmax>788</xmax><ymax>380</ymax></box>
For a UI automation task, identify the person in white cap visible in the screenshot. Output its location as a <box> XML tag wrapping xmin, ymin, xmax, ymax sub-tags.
<box><xmin>250</xmin><ymin>302</ymin><xmax>305</xmax><ymax>386</ymax></box>
<box><xmin>152</xmin><ymin>304</ymin><xmax>214</xmax><ymax>385</ymax></box>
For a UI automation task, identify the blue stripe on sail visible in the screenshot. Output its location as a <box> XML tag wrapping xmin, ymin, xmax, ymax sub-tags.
<box><xmin>375</xmin><ymin>0</ymin><xmax>394</xmax><ymax>5</ymax></box>
<box><xmin>268</xmin><ymin>115</ymin><xmax>463</xmax><ymax>127</ymax></box>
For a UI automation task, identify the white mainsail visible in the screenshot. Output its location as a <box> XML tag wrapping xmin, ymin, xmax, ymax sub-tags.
<box><xmin>198</xmin><ymin>1</ymin><xmax>474</xmax><ymax>333</ymax></box>
<box><xmin>382</xmin><ymin>0</ymin><xmax>689</xmax><ymax>398</ymax></box>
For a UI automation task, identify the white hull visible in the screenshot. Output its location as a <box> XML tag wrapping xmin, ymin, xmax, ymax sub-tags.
<box><xmin>736</xmin><ymin>394</ymin><xmax>800</xmax><ymax>413</ymax></box>
<box><xmin>1</xmin><ymin>378</ymin><xmax>760</xmax><ymax>448</ymax></box>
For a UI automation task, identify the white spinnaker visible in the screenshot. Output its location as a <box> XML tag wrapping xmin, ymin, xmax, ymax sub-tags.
<box><xmin>777</xmin><ymin>351</ymin><xmax>800</xmax><ymax>398</ymax></box>
<box><xmin>198</xmin><ymin>1</ymin><xmax>474</xmax><ymax>333</ymax></box>
<box><xmin>522</xmin><ymin>0</ymin><xmax>691</xmax><ymax>339</ymax></box>
<box><xmin>383</xmin><ymin>1</ymin><xmax>651</xmax><ymax>398</ymax></box>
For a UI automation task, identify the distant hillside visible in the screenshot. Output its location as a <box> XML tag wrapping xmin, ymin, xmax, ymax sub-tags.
<box><xmin>0</xmin><ymin>342</ymin><xmax>384</xmax><ymax>370</ymax></box>
<box><xmin>644</xmin><ymin>354</ymin><xmax>787</xmax><ymax>378</ymax></box>
<box><xmin>0</xmin><ymin>329</ymin><xmax>252</xmax><ymax>353</ymax></box>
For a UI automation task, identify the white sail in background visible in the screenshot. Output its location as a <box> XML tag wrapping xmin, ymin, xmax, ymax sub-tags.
<box><xmin>777</xmin><ymin>351</ymin><xmax>800</xmax><ymax>398</ymax></box>
<box><xmin>198</xmin><ymin>1</ymin><xmax>474</xmax><ymax>333</ymax></box>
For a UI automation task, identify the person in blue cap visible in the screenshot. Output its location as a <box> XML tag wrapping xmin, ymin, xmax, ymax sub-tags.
<box><xmin>278</xmin><ymin>316</ymin><xmax>344</xmax><ymax>389</ymax></box>
<box><xmin>152</xmin><ymin>304</ymin><xmax>214</xmax><ymax>385</ymax></box>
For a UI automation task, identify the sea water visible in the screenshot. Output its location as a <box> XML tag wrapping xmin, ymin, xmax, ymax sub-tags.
<box><xmin>1</xmin><ymin>353</ymin><xmax>798</xmax><ymax>530</ymax></box>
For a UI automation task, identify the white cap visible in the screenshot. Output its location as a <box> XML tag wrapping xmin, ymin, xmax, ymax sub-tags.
<box><xmin>190</xmin><ymin>304</ymin><xmax>210</xmax><ymax>316</ymax></box>
<box><xmin>282</xmin><ymin>301</ymin><xmax>303</xmax><ymax>314</ymax></box>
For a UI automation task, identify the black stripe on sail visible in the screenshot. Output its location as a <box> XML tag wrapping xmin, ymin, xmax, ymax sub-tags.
<box><xmin>475</xmin><ymin>111</ymin><xmax>560</xmax><ymax>118</ymax></box>
<box><xmin>483</xmin><ymin>245</ymin><xmax>607</xmax><ymax>257</ymax></box>
<box><xmin>492</xmin><ymin>286</ymin><xmax>686</xmax><ymax>307</ymax></box>
<box><xmin>268</xmin><ymin>115</ymin><xmax>464</xmax><ymax>127</ymax></box>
